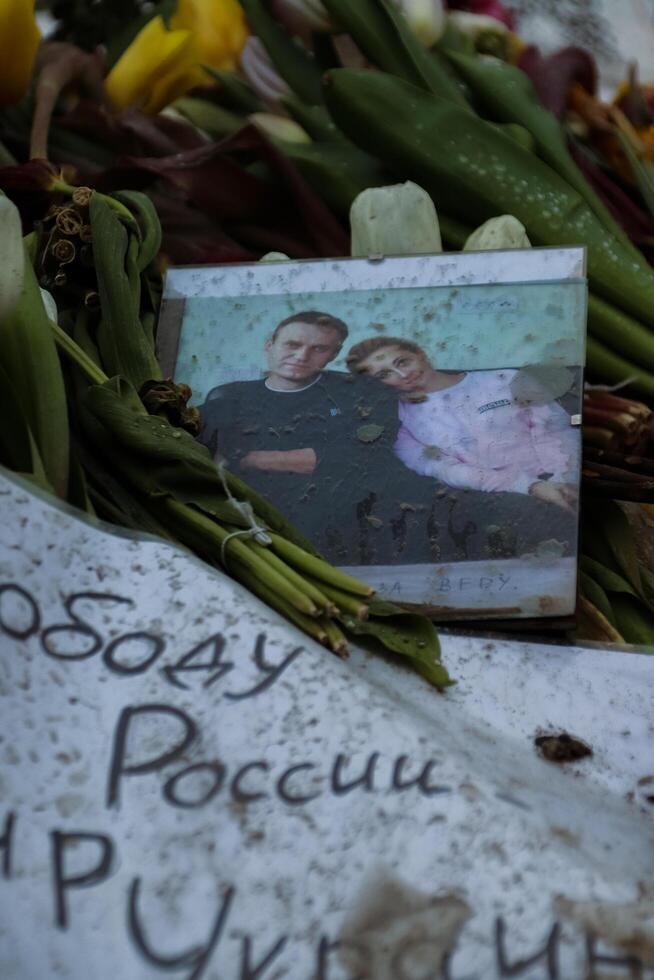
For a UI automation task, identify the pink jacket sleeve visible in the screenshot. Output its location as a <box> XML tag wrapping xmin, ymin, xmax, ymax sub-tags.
<box><xmin>394</xmin><ymin>424</ymin><xmax>511</xmax><ymax>491</ymax></box>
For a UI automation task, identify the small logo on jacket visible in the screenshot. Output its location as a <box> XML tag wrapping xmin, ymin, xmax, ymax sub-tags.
<box><xmin>478</xmin><ymin>398</ymin><xmax>511</xmax><ymax>414</ymax></box>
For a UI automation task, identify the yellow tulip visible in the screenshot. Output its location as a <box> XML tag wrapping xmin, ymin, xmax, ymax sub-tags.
<box><xmin>105</xmin><ymin>16</ymin><xmax>199</xmax><ymax>115</ymax></box>
<box><xmin>0</xmin><ymin>0</ymin><xmax>41</xmax><ymax>107</ymax></box>
<box><xmin>171</xmin><ymin>0</ymin><xmax>248</xmax><ymax>73</ymax></box>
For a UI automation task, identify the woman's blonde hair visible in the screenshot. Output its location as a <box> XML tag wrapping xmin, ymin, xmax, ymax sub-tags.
<box><xmin>346</xmin><ymin>336</ymin><xmax>426</xmax><ymax>373</ymax></box>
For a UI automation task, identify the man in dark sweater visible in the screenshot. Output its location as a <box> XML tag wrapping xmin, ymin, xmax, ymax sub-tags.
<box><xmin>199</xmin><ymin>311</ymin><xmax>407</xmax><ymax>564</ymax></box>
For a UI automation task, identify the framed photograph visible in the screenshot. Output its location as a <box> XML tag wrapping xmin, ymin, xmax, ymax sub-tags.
<box><xmin>158</xmin><ymin>248</ymin><xmax>586</xmax><ymax>620</ymax></box>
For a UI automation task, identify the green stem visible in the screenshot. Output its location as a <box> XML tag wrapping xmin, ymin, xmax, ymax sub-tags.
<box><xmin>243</xmin><ymin>535</ymin><xmax>336</xmax><ymax>615</ymax></box>
<box><xmin>51</xmin><ymin>179</ymin><xmax>136</xmax><ymax>224</ymax></box>
<box><xmin>50</xmin><ymin>319</ymin><xmax>108</xmax><ymax>385</ymax></box>
<box><xmin>236</xmin><ymin>565</ymin><xmax>330</xmax><ymax>645</ymax></box>
<box><xmin>268</xmin><ymin>532</ymin><xmax>374</xmax><ymax>596</ymax></box>
<box><xmin>162</xmin><ymin>499</ymin><xmax>320</xmax><ymax>617</ymax></box>
<box><xmin>306</xmin><ymin>577</ymin><xmax>370</xmax><ymax>620</ymax></box>
<box><xmin>320</xmin><ymin>616</ymin><xmax>349</xmax><ymax>656</ymax></box>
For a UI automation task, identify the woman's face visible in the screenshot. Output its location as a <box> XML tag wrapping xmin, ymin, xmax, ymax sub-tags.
<box><xmin>358</xmin><ymin>345</ymin><xmax>431</xmax><ymax>393</ymax></box>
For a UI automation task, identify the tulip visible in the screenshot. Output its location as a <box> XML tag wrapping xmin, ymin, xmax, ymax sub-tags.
<box><xmin>240</xmin><ymin>37</ymin><xmax>292</xmax><ymax>111</ymax></box>
<box><xmin>463</xmin><ymin>215</ymin><xmax>531</xmax><ymax>251</ymax></box>
<box><xmin>106</xmin><ymin>2</ymin><xmax>248</xmax><ymax>115</ymax></box>
<box><xmin>171</xmin><ymin>0</ymin><xmax>248</xmax><ymax>74</ymax></box>
<box><xmin>0</xmin><ymin>0</ymin><xmax>41</xmax><ymax>107</ymax></box>
<box><xmin>105</xmin><ymin>16</ymin><xmax>197</xmax><ymax>115</ymax></box>
<box><xmin>447</xmin><ymin>11</ymin><xmax>508</xmax><ymax>51</ymax></box>
<box><xmin>0</xmin><ymin>194</ymin><xmax>24</xmax><ymax>321</ymax></box>
<box><xmin>394</xmin><ymin>0</ymin><xmax>445</xmax><ymax>48</ymax></box>
<box><xmin>350</xmin><ymin>182</ymin><xmax>442</xmax><ymax>257</ymax></box>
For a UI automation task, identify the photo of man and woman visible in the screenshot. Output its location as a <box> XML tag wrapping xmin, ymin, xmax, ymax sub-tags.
<box><xmin>163</xmin><ymin>250</ymin><xmax>585</xmax><ymax>615</ymax></box>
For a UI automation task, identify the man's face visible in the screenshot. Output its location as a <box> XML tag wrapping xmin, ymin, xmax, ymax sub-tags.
<box><xmin>265</xmin><ymin>321</ymin><xmax>341</xmax><ymax>384</ymax></box>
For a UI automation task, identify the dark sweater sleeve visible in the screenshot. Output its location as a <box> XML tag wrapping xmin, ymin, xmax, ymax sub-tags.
<box><xmin>198</xmin><ymin>384</ymin><xmax>240</xmax><ymax>462</ymax></box>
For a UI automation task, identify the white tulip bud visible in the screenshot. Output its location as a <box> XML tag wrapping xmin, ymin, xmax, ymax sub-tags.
<box><xmin>395</xmin><ymin>0</ymin><xmax>446</xmax><ymax>47</ymax></box>
<box><xmin>260</xmin><ymin>252</ymin><xmax>291</xmax><ymax>262</ymax></box>
<box><xmin>447</xmin><ymin>11</ymin><xmax>509</xmax><ymax>40</ymax></box>
<box><xmin>0</xmin><ymin>195</ymin><xmax>25</xmax><ymax>322</ymax></box>
<box><xmin>463</xmin><ymin>215</ymin><xmax>531</xmax><ymax>251</ymax></box>
<box><xmin>350</xmin><ymin>181</ymin><xmax>442</xmax><ymax>257</ymax></box>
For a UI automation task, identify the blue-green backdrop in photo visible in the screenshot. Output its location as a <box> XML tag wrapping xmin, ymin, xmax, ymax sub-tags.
<box><xmin>175</xmin><ymin>280</ymin><xmax>586</xmax><ymax>404</ymax></box>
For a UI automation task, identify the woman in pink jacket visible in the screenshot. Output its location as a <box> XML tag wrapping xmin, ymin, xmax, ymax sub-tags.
<box><xmin>346</xmin><ymin>336</ymin><xmax>579</xmax><ymax>512</ymax></box>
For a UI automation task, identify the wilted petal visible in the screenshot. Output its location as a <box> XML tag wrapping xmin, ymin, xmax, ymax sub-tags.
<box><xmin>240</xmin><ymin>36</ymin><xmax>291</xmax><ymax>110</ymax></box>
<box><xmin>0</xmin><ymin>0</ymin><xmax>41</xmax><ymax>107</ymax></box>
<box><xmin>463</xmin><ymin>215</ymin><xmax>530</xmax><ymax>251</ymax></box>
<box><xmin>350</xmin><ymin>181</ymin><xmax>442</xmax><ymax>257</ymax></box>
<box><xmin>0</xmin><ymin>195</ymin><xmax>25</xmax><ymax>321</ymax></box>
<box><xmin>394</xmin><ymin>0</ymin><xmax>445</xmax><ymax>47</ymax></box>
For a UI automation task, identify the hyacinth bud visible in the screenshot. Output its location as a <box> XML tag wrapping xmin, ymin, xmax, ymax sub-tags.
<box><xmin>240</xmin><ymin>36</ymin><xmax>292</xmax><ymax>111</ymax></box>
<box><xmin>395</xmin><ymin>0</ymin><xmax>445</xmax><ymax>47</ymax></box>
<box><xmin>463</xmin><ymin>215</ymin><xmax>531</xmax><ymax>251</ymax></box>
<box><xmin>249</xmin><ymin>112</ymin><xmax>311</xmax><ymax>143</ymax></box>
<box><xmin>0</xmin><ymin>195</ymin><xmax>25</xmax><ymax>322</ymax></box>
<box><xmin>270</xmin><ymin>0</ymin><xmax>332</xmax><ymax>38</ymax></box>
<box><xmin>350</xmin><ymin>182</ymin><xmax>442</xmax><ymax>257</ymax></box>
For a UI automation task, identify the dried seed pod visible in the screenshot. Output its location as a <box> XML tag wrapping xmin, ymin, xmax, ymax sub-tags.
<box><xmin>84</xmin><ymin>290</ymin><xmax>100</xmax><ymax>309</ymax></box>
<box><xmin>53</xmin><ymin>271</ymin><xmax>68</xmax><ymax>287</ymax></box>
<box><xmin>71</xmin><ymin>186</ymin><xmax>93</xmax><ymax>208</ymax></box>
<box><xmin>51</xmin><ymin>238</ymin><xmax>77</xmax><ymax>264</ymax></box>
<box><xmin>79</xmin><ymin>224</ymin><xmax>93</xmax><ymax>243</ymax></box>
<box><xmin>55</xmin><ymin>208</ymin><xmax>83</xmax><ymax>235</ymax></box>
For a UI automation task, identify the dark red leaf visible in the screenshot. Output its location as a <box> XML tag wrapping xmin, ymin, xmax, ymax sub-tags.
<box><xmin>570</xmin><ymin>142</ymin><xmax>654</xmax><ymax>262</ymax></box>
<box><xmin>218</xmin><ymin>125</ymin><xmax>349</xmax><ymax>257</ymax></box>
<box><xmin>58</xmin><ymin>101</ymin><xmax>206</xmax><ymax>157</ymax></box>
<box><xmin>518</xmin><ymin>46</ymin><xmax>597</xmax><ymax>119</ymax></box>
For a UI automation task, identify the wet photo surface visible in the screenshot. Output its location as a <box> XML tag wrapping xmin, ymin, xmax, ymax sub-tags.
<box><xmin>159</xmin><ymin>249</ymin><xmax>586</xmax><ymax>618</ymax></box>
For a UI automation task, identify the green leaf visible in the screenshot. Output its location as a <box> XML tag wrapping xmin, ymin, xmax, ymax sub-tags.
<box><xmin>578</xmin><ymin>569</ymin><xmax>616</xmax><ymax>626</ymax></box>
<box><xmin>610</xmin><ymin>593</ymin><xmax>654</xmax><ymax>647</ymax></box>
<box><xmin>0</xmin><ymin>360</ymin><xmax>51</xmax><ymax>493</ymax></box>
<box><xmin>581</xmin><ymin>499</ymin><xmax>644</xmax><ymax>596</ymax></box>
<box><xmin>111</xmin><ymin>190</ymin><xmax>163</xmax><ymax>273</ymax></box>
<box><xmin>323</xmin><ymin>68</ymin><xmax>654</xmax><ymax>331</ymax></box>
<box><xmin>322</xmin><ymin>0</ymin><xmax>467</xmax><ymax>105</ymax></box>
<box><xmin>579</xmin><ymin>555</ymin><xmax>640</xmax><ymax>601</ymax></box>
<box><xmin>446</xmin><ymin>51</ymin><xmax>645</xmax><ymax>260</ymax></box>
<box><xmin>171</xmin><ymin>97</ymin><xmax>246</xmax><ymax>141</ymax></box>
<box><xmin>342</xmin><ymin>599</ymin><xmax>453</xmax><ymax>690</ymax></box>
<box><xmin>90</xmin><ymin>194</ymin><xmax>161</xmax><ymax>389</ymax></box>
<box><xmin>614</xmin><ymin>123</ymin><xmax>654</xmax><ymax>221</ymax></box>
<box><xmin>201</xmin><ymin>67</ymin><xmax>263</xmax><ymax>113</ymax></box>
<box><xmin>0</xmin><ymin>243</ymin><xmax>69</xmax><ymax>498</ymax></box>
<box><xmin>278</xmin><ymin>140</ymin><xmax>388</xmax><ymax>216</ymax></box>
